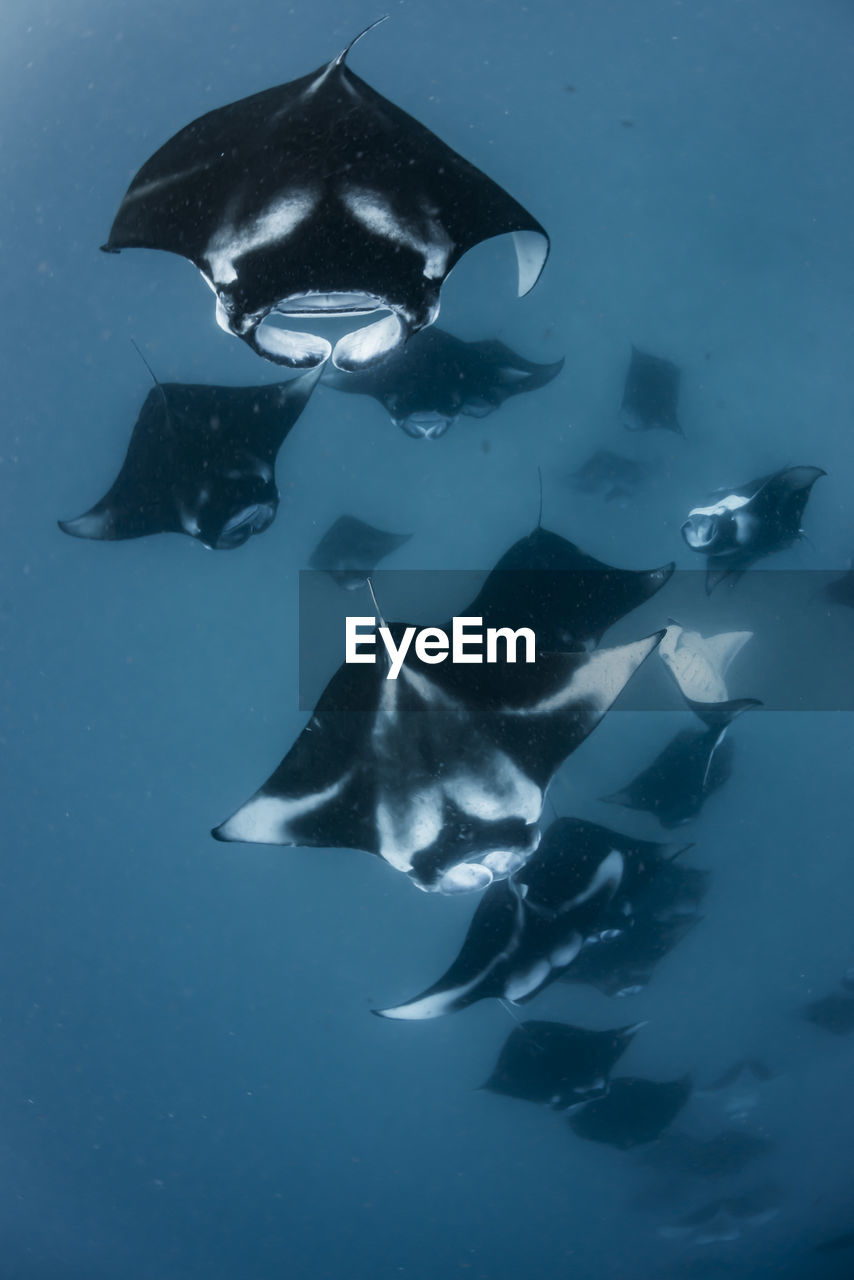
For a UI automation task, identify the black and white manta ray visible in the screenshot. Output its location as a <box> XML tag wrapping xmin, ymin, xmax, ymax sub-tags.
<box><xmin>101</xmin><ymin>21</ymin><xmax>549</xmax><ymax>372</ymax></box>
<box><xmin>374</xmin><ymin>834</ymin><xmax>627</xmax><ymax>1017</ymax></box>
<box><xmin>464</xmin><ymin>524</ymin><xmax>674</xmax><ymax>652</ymax></box>
<box><xmin>374</xmin><ymin>818</ymin><xmax>691</xmax><ymax>1017</ymax></box>
<box><xmin>308</xmin><ymin>515</ymin><xmax>411</xmax><ymax>589</ymax></box>
<box><xmin>681</xmin><ymin>465</ymin><xmax>826</xmax><ymax>593</ymax></box>
<box><xmin>213</xmin><ymin>630</ymin><xmax>663</xmax><ymax>895</ymax></box>
<box><xmin>567</xmin><ymin>1075</ymin><xmax>692</xmax><ymax>1148</ymax></box>
<box><xmin>554</xmin><ymin>826</ymin><xmax>708</xmax><ymax>996</ymax></box>
<box><xmin>480</xmin><ymin>1019</ymin><xmax>645</xmax><ymax>1111</ymax></box>
<box><xmin>620</xmin><ymin>346</ymin><xmax>683</xmax><ymax>435</ymax></box>
<box><xmin>59</xmin><ymin>366</ymin><xmax>321</xmax><ymax>549</ymax></box>
<box><xmin>322</xmin><ymin>328</ymin><xmax>564</xmax><ymax>438</ymax></box>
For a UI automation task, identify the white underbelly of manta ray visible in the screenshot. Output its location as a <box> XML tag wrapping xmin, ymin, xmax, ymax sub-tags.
<box><xmin>372</xmin><ymin>669</ymin><xmax>541</xmax><ymax>887</ymax></box>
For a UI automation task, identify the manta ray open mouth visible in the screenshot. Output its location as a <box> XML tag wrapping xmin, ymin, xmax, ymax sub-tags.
<box><xmin>212</xmin><ymin>503</ymin><xmax>276</xmax><ymax>549</ymax></box>
<box><xmin>276</xmin><ymin>292</ymin><xmax>385</xmax><ymax>317</ymax></box>
<box><xmin>681</xmin><ymin>515</ymin><xmax>717</xmax><ymax>548</ymax></box>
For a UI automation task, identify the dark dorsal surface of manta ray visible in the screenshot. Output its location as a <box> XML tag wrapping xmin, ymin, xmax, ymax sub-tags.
<box><xmin>375</xmin><ymin>820</ymin><xmax>698</xmax><ymax>1017</ymax></box>
<box><xmin>567</xmin><ymin>1075</ymin><xmax>692</xmax><ymax>1149</ymax></box>
<box><xmin>552</xmin><ymin>827</ymin><xmax>708</xmax><ymax>996</ymax></box>
<box><xmin>373</xmin><ymin>834</ymin><xmax>629</xmax><ymax>1017</ymax></box>
<box><xmin>308</xmin><ymin>515</ymin><xmax>411</xmax><ymax>589</ymax></box>
<box><xmin>322</xmin><ymin>327</ymin><xmax>564</xmax><ymax>439</ymax></box>
<box><xmin>480</xmin><ymin>1019</ymin><xmax>645</xmax><ymax>1111</ymax></box>
<box><xmin>560</xmin><ymin>900</ymin><xmax>704</xmax><ymax>999</ymax></box>
<box><xmin>516</xmin><ymin>816</ymin><xmax>693</xmax><ymax>911</ymax></box>
<box><xmin>603</xmin><ymin>724</ymin><xmax>739</xmax><ymax>829</ymax></box>
<box><xmin>213</xmin><ymin>624</ymin><xmax>664</xmax><ymax>894</ymax></box>
<box><xmin>100</xmin><ymin>22</ymin><xmax>549</xmax><ymax>373</ymax></box>
<box><xmin>58</xmin><ymin>367</ymin><xmax>321</xmax><ymax>549</ymax></box>
<box><xmin>620</xmin><ymin>346</ymin><xmax>683</xmax><ymax>435</ymax></box>
<box><xmin>570</xmin><ymin>449</ymin><xmax>645</xmax><ymax>502</ymax></box>
<box><xmin>462</xmin><ymin>525</ymin><xmax>674</xmax><ymax>652</ymax></box>
<box><xmin>681</xmin><ymin>465</ymin><xmax>826</xmax><ymax>593</ymax></box>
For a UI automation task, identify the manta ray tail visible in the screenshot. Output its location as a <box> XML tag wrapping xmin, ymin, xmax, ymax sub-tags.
<box><xmin>705</xmin><ymin>567</ymin><xmax>743</xmax><ymax>595</ymax></box>
<box><xmin>334</xmin><ymin>15</ymin><xmax>389</xmax><ymax>66</ymax></box>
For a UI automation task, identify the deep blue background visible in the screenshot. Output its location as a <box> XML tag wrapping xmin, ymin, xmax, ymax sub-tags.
<box><xmin>2</xmin><ymin>1</ymin><xmax>854</xmax><ymax>1276</ymax></box>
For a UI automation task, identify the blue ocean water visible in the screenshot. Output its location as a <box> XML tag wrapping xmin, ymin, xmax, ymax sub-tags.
<box><xmin>2</xmin><ymin>0</ymin><xmax>854</xmax><ymax>1276</ymax></box>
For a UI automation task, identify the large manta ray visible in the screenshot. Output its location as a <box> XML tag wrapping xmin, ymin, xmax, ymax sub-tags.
<box><xmin>374</xmin><ymin>818</ymin><xmax>691</xmax><ymax>1017</ymax></box>
<box><xmin>58</xmin><ymin>366</ymin><xmax>320</xmax><ymax>549</ymax></box>
<box><xmin>681</xmin><ymin>465</ymin><xmax>826</xmax><ymax>593</ymax></box>
<box><xmin>322</xmin><ymin>328</ymin><xmax>564</xmax><ymax>438</ymax></box>
<box><xmin>213</xmin><ymin>627</ymin><xmax>664</xmax><ymax>894</ymax></box>
<box><xmin>101</xmin><ymin>21</ymin><xmax>549</xmax><ymax>372</ymax></box>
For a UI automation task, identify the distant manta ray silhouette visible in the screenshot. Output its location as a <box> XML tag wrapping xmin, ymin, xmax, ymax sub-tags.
<box><xmin>101</xmin><ymin>19</ymin><xmax>549</xmax><ymax>372</ymax></box>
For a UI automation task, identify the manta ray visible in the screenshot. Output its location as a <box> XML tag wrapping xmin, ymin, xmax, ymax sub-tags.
<box><xmin>101</xmin><ymin>21</ymin><xmax>549</xmax><ymax>372</ymax></box>
<box><xmin>480</xmin><ymin>1020</ymin><xmax>645</xmax><ymax>1111</ymax></box>
<box><xmin>374</xmin><ymin>844</ymin><xmax>626</xmax><ymax>1017</ymax></box>
<box><xmin>570</xmin><ymin>449</ymin><xmax>646</xmax><ymax>502</ymax></box>
<box><xmin>375</xmin><ymin>818</ymin><xmax>693</xmax><ymax>1017</ymax></box>
<box><xmin>213</xmin><ymin>625</ymin><xmax>663</xmax><ymax>895</ymax></box>
<box><xmin>58</xmin><ymin>364</ymin><xmax>321</xmax><ymax>549</ymax></box>
<box><xmin>308</xmin><ymin>515</ymin><xmax>411</xmax><ymax>589</ymax></box>
<box><xmin>620</xmin><ymin>346</ymin><xmax>683</xmax><ymax>435</ymax></box>
<box><xmin>567</xmin><ymin>1075</ymin><xmax>692</xmax><ymax>1148</ymax></box>
<box><xmin>322</xmin><ymin>328</ymin><xmax>563</xmax><ymax>438</ymax></box>
<box><xmin>603</xmin><ymin>725</ymin><xmax>738</xmax><ymax>829</ymax></box>
<box><xmin>681</xmin><ymin>465</ymin><xmax>826</xmax><ymax>592</ymax></box>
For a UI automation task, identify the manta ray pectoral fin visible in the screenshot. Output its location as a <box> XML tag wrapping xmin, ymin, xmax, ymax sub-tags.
<box><xmin>781</xmin><ymin>465</ymin><xmax>827</xmax><ymax>491</ymax></box>
<box><xmin>512</xmin><ymin>230</ymin><xmax>549</xmax><ymax>296</ymax></box>
<box><xmin>58</xmin><ymin>498</ymin><xmax>170</xmax><ymax>542</ymax></box>
<box><xmin>58</xmin><ymin>510</ymin><xmax>113</xmax><ymax>540</ymax></box>
<box><xmin>703</xmin><ymin>630</ymin><xmax>753</xmax><ymax>675</ymax></box>
<box><xmin>332</xmin><ymin>313</ymin><xmax>409</xmax><ymax>372</ymax></box>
